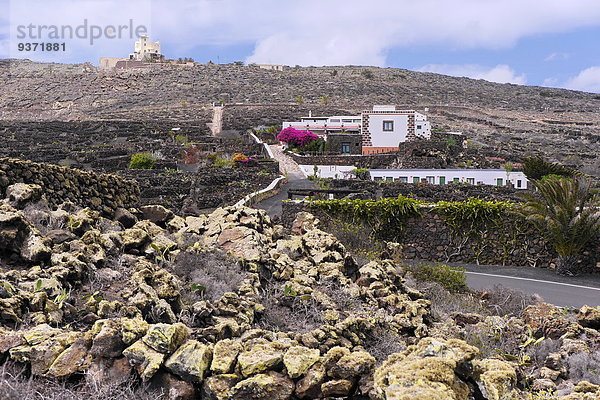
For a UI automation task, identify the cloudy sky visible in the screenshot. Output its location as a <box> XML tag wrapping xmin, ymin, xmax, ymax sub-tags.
<box><xmin>1</xmin><ymin>0</ymin><xmax>600</xmax><ymax>92</ymax></box>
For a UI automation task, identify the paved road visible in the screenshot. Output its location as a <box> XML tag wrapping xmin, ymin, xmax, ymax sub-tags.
<box><xmin>254</xmin><ymin>145</ymin><xmax>315</xmax><ymax>217</ymax></box>
<box><xmin>405</xmin><ymin>260</ymin><xmax>600</xmax><ymax>308</ymax></box>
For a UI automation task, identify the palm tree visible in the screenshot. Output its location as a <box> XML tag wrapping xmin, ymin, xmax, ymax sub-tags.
<box><xmin>520</xmin><ymin>177</ymin><xmax>600</xmax><ymax>275</ymax></box>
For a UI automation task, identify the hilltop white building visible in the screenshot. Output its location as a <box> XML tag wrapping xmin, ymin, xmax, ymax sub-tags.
<box><xmin>283</xmin><ymin>106</ymin><xmax>432</xmax><ymax>155</ymax></box>
<box><xmin>130</xmin><ymin>35</ymin><xmax>163</xmax><ymax>61</ymax></box>
<box><xmin>100</xmin><ymin>35</ymin><xmax>164</xmax><ymax>68</ymax></box>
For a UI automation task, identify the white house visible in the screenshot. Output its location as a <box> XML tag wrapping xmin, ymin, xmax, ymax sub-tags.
<box><xmin>361</xmin><ymin>105</ymin><xmax>431</xmax><ymax>154</ymax></box>
<box><xmin>283</xmin><ymin>106</ymin><xmax>433</xmax><ymax>155</ymax></box>
<box><xmin>368</xmin><ymin>169</ymin><xmax>529</xmax><ymax>189</ymax></box>
<box><xmin>283</xmin><ymin>114</ymin><xmax>362</xmax><ymax>134</ymax></box>
<box><xmin>130</xmin><ymin>35</ymin><xmax>163</xmax><ymax>61</ymax></box>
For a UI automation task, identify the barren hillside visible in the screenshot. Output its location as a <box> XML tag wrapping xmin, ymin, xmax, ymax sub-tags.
<box><xmin>1</xmin><ymin>59</ymin><xmax>599</xmax><ymax>175</ymax></box>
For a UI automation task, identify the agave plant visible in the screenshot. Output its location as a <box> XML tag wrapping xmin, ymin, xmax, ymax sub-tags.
<box><xmin>520</xmin><ymin>177</ymin><xmax>600</xmax><ymax>275</ymax></box>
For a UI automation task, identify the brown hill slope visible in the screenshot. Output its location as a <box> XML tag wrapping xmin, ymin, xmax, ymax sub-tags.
<box><xmin>1</xmin><ymin>60</ymin><xmax>599</xmax><ymax>175</ymax></box>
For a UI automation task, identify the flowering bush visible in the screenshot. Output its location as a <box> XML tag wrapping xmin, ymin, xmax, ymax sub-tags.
<box><xmin>232</xmin><ymin>153</ymin><xmax>248</xmax><ymax>162</ymax></box>
<box><xmin>277</xmin><ymin>127</ymin><xmax>319</xmax><ymax>147</ymax></box>
<box><xmin>233</xmin><ymin>153</ymin><xmax>258</xmax><ymax>166</ymax></box>
<box><xmin>236</xmin><ymin>157</ymin><xmax>258</xmax><ymax>167</ymax></box>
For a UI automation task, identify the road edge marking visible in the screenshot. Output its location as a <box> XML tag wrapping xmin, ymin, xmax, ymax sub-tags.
<box><xmin>464</xmin><ymin>271</ymin><xmax>600</xmax><ymax>292</ymax></box>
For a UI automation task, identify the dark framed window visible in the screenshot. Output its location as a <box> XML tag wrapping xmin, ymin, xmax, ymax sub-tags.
<box><xmin>341</xmin><ymin>142</ymin><xmax>351</xmax><ymax>154</ymax></box>
<box><xmin>383</xmin><ymin>120</ymin><xmax>394</xmax><ymax>131</ymax></box>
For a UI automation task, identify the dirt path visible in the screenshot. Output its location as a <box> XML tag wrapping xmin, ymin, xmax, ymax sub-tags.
<box><xmin>208</xmin><ymin>106</ymin><xmax>223</xmax><ymax>136</ymax></box>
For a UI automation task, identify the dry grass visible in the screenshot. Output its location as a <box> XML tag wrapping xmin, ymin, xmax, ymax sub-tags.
<box><xmin>566</xmin><ymin>350</ymin><xmax>600</xmax><ymax>385</ymax></box>
<box><xmin>0</xmin><ymin>362</ymin><xmax>166</xmax><ymax>400</ymax></box>
<box><xmin>170</xmin><ymin>249</ymin><xmax>247</xmax><ymax>302</ymax></box>
<box><xmin>482</xmin><ymin>285</ymin><xmax>542</xmax><ymax>318</ymax></box>
<box><xmin>362</xmin><ymin>326</ymin><xmax>407</xmax><ymax>363</ymax></box>
<box><xmin>255</xmin><ymin>281</ymin><xmax>324</xmax><ymax>333</ymax></box>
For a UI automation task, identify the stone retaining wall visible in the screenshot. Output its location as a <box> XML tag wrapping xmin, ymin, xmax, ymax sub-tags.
<box><xmin>0</xmin><ymin>158</ymin><xmax>140</xmax><ymax>215</ymax></box>
<box><xmin>282</xmin><ymin>202</ymin><xmax>600</xmax><ymax>272</ymax></box>
<box><xmin>326</xmin><ymin>179</ymin><xmax>527</xmax><ymax>203</ymax></box>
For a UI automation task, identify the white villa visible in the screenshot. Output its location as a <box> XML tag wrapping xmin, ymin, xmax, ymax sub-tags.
<box><xmin>130</xmin><ymin>35</ymin><xmax>163</xmax><ymax>61</ymax></box>
<box><xmin>300</xmin><ymin>166</ymin><xmax>529</xmax><ymax>189</ymax></box>
<box><xmin>100</xmin><ymin>35</ymin><xmax>164</xmax><ymax>69</ymax></box>
<box><xmin>283</xmin><ymin>105</ymin><xmax>433</xmax><ymax>155</ymax></box>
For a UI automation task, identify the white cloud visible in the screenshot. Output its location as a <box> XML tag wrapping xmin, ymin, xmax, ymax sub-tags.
<box><xmin>564</xmin><ymin>66</ymin><xmax>600</xmax><ymax>93</ymax></box>
<box><xmin>417</xmin><ymin>64</ymin><xmax>526</xmax><ymax>85</ymax></box>
<box><xmin>544</xmin><ymin>52</ymin><xmax>570</xmax><ymax>62</ymax></box>
<box><xmin>543</xmin><ymin>77</ymin><xmax>559</xmax><ymax>87</ymax></box>
<box><xmin>4</xmin><ymin>0</ymin><xmax>600</xmax><ymax>67</ymax></box>
<box><xmin>151</xmin><ymin>0</ymin><xmax>600</xmax><ymax>67</ymax></box>
<box><xmin>7</xmin><ymin>0</ymin><xmax>153</xmax><ymax>64</ymax></box>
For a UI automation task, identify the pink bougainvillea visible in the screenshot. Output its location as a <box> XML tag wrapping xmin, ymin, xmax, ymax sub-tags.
<box><xmin>277</xmin><ymin>127</ymin><xmax>319</xmax><ymax>147</ymax></box>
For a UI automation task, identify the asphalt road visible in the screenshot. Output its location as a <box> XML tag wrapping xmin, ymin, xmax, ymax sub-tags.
<box><xmin>254</xmin><ymin>172</ymin><xmax>314</xmax><ymax>217</ymax></box>
<box><xmin>406</xmin><ymin>260</ymin><xmax>600</xmax><ymax>308</ymax></box>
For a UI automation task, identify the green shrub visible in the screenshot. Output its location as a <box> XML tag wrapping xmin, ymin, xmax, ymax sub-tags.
<box><xmin>352</xmin><ymin>168</ymin><xmax>370</xmax><ymax>180</ymax></box>
<box><xmin>175</xmin><ymin>134</ymin><xmax>188</xmax><ymax>145</ymax></box>
<box><xmin>212</xmin><ymin>156</ymin><xmax>234</xmax><ymax>168</ymax></box>
<box><xmin>310</xmin><ymin>196</ymin><xmax>422</xmax><ymax>241</ymax></box>
<box><xmin>404</xmin><ymin>262</ymin><xmax>468</xmax><ymax>293</ymax></box>
<box><xmin>129</xmin><ymin>153</ymin><xmax>155</xmax><ymax>169</ymax></box>
<box><xmin>445</xmin><ymin>136</ymin><xmax>458</xmax><ymax>147</ymax></box>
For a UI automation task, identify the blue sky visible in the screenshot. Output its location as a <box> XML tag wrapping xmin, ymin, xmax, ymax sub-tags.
<box><xmin>1</xmin><ymin>0</ymin><xmax>600</xmax><ymax>92</ymax></box>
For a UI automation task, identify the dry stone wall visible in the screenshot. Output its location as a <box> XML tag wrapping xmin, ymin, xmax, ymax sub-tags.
<box><xmin>282</xmin><ymin>202</ymin><xmax>600</xmax><ymax>272</ymax></box>
<box><xmin>0</xmin><ymin>158</ymin><xmax>139</xmax><ymax>214</ymax></box>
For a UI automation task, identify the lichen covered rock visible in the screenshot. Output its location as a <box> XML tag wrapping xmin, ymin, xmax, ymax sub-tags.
<box><xmin>373</xmin><ymin>337</ymin><xmax>479</xmax><ymax>400</ymax></box>
<box><xmin>283</xmin><ymin>345</ymin><xmax>320</xmax><ymax>379</ymax></box>
<box><xmin>230</xmin><ymin>371</ymin><xmax>294</xmax><ymax>400</ymax></box>
<box><xmin>165</xmin><ymin>340</ymin><xmax>213</xmax><ymax>383</ymax></box>
<box><xmin>142</xmin><ymin>323</ymin><xmax>189</xmax><ymax>354</ymax></box>
<box><xmin>122</xmin><ymin>339</ymin><xmax>165</xmax><ymax>381</ymax></box>
<box><xmin>211</xmin><ymin>338</ymin><xmax>243</xmax><ymax>374</ymax></box>
<box><xmin>237</xmin><ymin>343</ymin><xmax>284</xmax><ymax>377</ymax></box>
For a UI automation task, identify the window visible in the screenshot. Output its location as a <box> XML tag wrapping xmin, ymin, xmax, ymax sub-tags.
<box><xmin>374</xmin><ymin>177</ymin><xmax>383</xmax><ymax>182</ymax></box>
<box><xmin>426</xmin><ymin>176</ymin><xmax>435</xmax><ymax>184</ymax></box>
<box><xmin>341</xmin><ymin>142</ymin><xmax>351</xmax><ymax>154</ymax></box>
<box><xmin>439</xmin><ymin>176</ymin><xmax>446</xmax><ymax>185</ymax></box>
<box><xmin>412</xmin><ymin>177</ymin><xmax>420</xmax><ymax>184</ymax></box>
<box><xmin>417</xmin><ymin>125</ymin><xmax>422</xmax><ymax>129</ymax></box>
<box><xmin>496</xmin><ymin>178</ymin><xmax>504</xmax><ymax>186</ymax></box>
<box><xmin>517</xmin><ymin>180</ymin><xmax>522</xmax><ymax>188</ymax></box>
<box><xmin>398</xmin><ymin>177</ymin><xmax>408</xmax><ymax>183</ymax></box>
<box><xmin>453</xmin><ymin>178</ymin><xmax>460</xmax><ymax>183</ymax></box>
<box><xmin>386</xmin><ymin>177</ymin><xmax>393</xmax><ymax>182</ymax></box>
<box><xmin>342</xmin><ymin>119</ymin><xmax>353</xmax><ymax>123</ymax></box>
<box><xmin>383</xmin><ymin>121</ymin><xmax>394</xmax><ymax>131</ymax></box>
<box><xmin>467</xmin><ymin>178</ymin><xmax>475</xmax><ymax>184</ymax></box>
<box><xmin>330</xmin><ymin>119</ymin><xmax>340</xmax><ymax>123</ymax></box>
